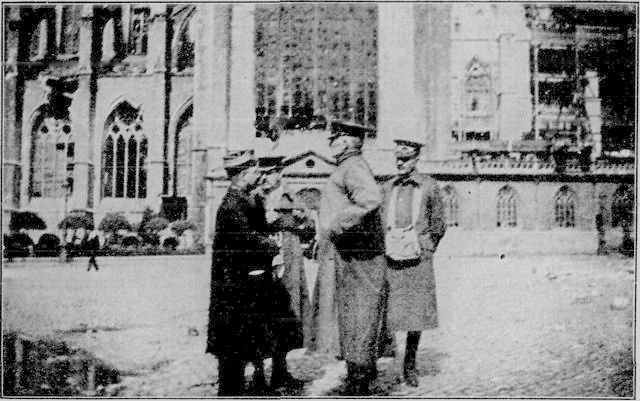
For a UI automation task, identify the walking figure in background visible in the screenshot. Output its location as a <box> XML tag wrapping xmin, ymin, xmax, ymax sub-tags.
<box><xmin>318</xmin><ymin>121</ymin><xmax>387</xmax><ymax>395</ymax></box>
<box><xmin>596</xmin><ymin>197</ymin><xmax>607</xmax><ymax>255</ymax></box>
<box><xmin>86</xmin><ymin>230</ymin><xmax>101</xmax><ymax>271</ymax></box>
<box><xmin>380</xmin><ymin>138</ymin><xmax>446</xmax><ymax>387</ymax></box>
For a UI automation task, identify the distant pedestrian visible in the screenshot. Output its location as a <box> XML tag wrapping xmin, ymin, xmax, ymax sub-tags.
<box><xmin>595</xmin><ymin>199</ymin><xmax>607</xmax><ymax>255</ymax></box>
<box><xmin>380</xmin><ymin>137</ymin><xmax>446</xmax><ymax>387</ymax></box>
<box><xmin>86</xmin><ymin>230</ymin><xmax>101</xmax><ymax>271</ymax></box>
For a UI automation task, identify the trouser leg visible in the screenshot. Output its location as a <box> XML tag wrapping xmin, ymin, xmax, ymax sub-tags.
<box><xmin>403</xmin><ymin>331</ymin><xmax>421</xmax><ymax>386</ymax></box>
<box><xmin>217</xmin><ymin>356</ymin><xmax>244</xmax><ymax>396</ymax></box>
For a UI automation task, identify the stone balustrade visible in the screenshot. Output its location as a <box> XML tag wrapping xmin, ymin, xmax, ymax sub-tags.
<box><xmin>421</xmin><ymin>159</ymin><xmax>633</xmax><ymax>176</ymax></box>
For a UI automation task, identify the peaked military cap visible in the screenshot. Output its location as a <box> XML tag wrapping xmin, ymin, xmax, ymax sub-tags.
<box><xmin>257</xmin><ymin>155</ymin><xmax>285</xmax><ymax>173</ymax></box>
<box><xmin>394</xmin><ymin>138</ymin><xmax>425</xmax><ymax>159</ymax></box>
<box><xmin>223</xmin><ymin>150</ymin><xmax>256</xmax><ymax>174</ymax></box>
<box><xmin>328</xmin><ymin>121</ymin><xmax>375</xmax><ymax>141</ymax></box>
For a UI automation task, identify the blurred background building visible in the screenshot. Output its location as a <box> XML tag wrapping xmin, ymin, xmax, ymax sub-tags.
<box><xmin>3</xmin><ymin>3</ymin><xmax>635</xmax><ymax>248</ymax></box>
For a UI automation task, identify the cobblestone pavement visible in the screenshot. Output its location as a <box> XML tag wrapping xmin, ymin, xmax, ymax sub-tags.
<box><xmin>3</xmin><ymin>253</ymin><xmax>634</xmax><ymax>397</ymax></box>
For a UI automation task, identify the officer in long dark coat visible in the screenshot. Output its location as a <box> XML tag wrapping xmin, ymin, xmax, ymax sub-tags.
<box><xmin>206</xmin><ymin>150</ymin><xmax>280</xmax><ymax>396</ymax></box>
<box><xmin>318</xmin><ymin>121</ymin><xmax>387</xmax><ymax>395</ymax></box>
<box><xmin>380</xmin><ymin>138</ymin><xmax>446</xmax><ymax>387</ymax></box>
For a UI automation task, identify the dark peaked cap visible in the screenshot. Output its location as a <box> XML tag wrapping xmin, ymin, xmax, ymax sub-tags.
<box><xmin>257</xmin><ymin>155</ymin><xmax>285</xmax><ymax>173</ymax></box>
<box><xmin>223</xmin><ymin>150</ymin><xmax>256</xmax><ymax>174</ymax></box>
<box><xmin>328</xmin><ymin>121</ymin><xmax>376</xmax><ymax>141</ymax></box>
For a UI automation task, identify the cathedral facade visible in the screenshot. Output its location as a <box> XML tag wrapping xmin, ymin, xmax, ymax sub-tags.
<box><xmin>3</xmin><ymin>4</ymin><xmax>635</xmax><ymax>248</ymax></box>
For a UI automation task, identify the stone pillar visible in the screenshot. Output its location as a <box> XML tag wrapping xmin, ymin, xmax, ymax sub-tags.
<box><xmin>497</xmin><ymin>4</ymin><xmax>531</xmax><ymax>142</ymax></box>
<box><xmin>3</xmin><ymin>6</ymin><xmax>25</xmax><ymax>228</ymax></box>
<box><xmin>415</xmin><ymin>4</ymin><xmax>451</xmax><ymax>161</ymax></box>
<box><xmin>228</xmin><ymin>4</ymin><xmax>256</xmax><ymax>151</ymax></box>
<box><xmin>193</xmin><ymin>4</ymin><xmax>232</xmax><ymax>245</ymax></box>
<box><xmin>144</xmin><ymin>4</ymin><xmax>169</xmax><ymax>209</ymax></box>
<box><xmin>68</xmin><ymin>6</ymin><xmax>95</xmax><ymax>211</ymax></box>
<box><xmin>377</xmin><ymin>4</ymin><xmax>418</xmax><ymax>150</ymax></box>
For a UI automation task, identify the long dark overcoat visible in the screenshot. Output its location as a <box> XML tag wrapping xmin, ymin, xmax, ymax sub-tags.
<box><xmin>206</xmin><ymin>187</ymin><xmax>280</xmax><ymax>361</ymax></box>
<box><xmin>379</xmin><ymin>172</ymin><xmax>446</xmax><ymax>331</ymax></box>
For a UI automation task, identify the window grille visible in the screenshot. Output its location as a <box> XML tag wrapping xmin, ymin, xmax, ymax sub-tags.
<box><xmin>102</xmin><ymin>103</ymin><xmax>147</xmax><ymax>199</ymax></box>
<box><xmin>554</xmin><ymin>186</ymin><xmax>575</xmax><ymax>227</ymax></box>
<box><xmin>254</xmin><ymin>4</ymin><xmax>378</xmax><ymax>135</ymax></box>
<box><xmin>497</xmin><ymin>186</ymin><xmax>517</xmax><ymax>227</ymax></box>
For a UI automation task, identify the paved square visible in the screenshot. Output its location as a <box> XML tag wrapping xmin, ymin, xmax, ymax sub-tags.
<box><xmin>2</xmin><ymin>253</ymin><xmax>634</xmax><ymax>397</ymax></box>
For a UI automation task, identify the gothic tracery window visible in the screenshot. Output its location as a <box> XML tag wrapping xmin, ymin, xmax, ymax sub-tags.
<box><xmin>59</xmin><ymin>5</ymin><xmax>82</xmax><ymax>55</ymax></box>
<box><xmin>255</xmin><ymin>4</ymin><xmax>378</xmax><ymax>135</ymax></box>
<box><xmin>102</xmin><ymin>103</ymin><xmax>147</xmax><ymax>199</ymax></box>
<box><xmin>612</xmin><ymin>184</ymin><xmax>634</xmax><ymax>228</ymax></box>
<box><xmin>30</xmin><ymin>107</ymin><xmax>74</xmax><ymax>198</ymax></box>
<box><xmin>554</xmin><ymin>186</ymin><xmax>575</xmax><ymax>227</ymax></box>
<box><xmin>443</xmin><ymin>185</ymin><xmax>459</xmax><ymax>227</ymax></box>
<box><xmin>175</xmin><ymin>10</ymin><xmax>195</xmax><ymax>71</ymax></box>
<box><xmin>497</xmin><ymin>186</ymin><xmax>517</xmax><ymax>227</ymax></box>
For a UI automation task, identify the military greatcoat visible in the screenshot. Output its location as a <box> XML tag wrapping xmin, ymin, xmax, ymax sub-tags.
<box><xmin>380</xmin><ymin>172</ymin><xmax>446</xmax><ymax>331</ymax></box>
<box><xmin>318</xmin><ymin>150</ymin><xmax>387</xmax><ymax>366</ymax></box>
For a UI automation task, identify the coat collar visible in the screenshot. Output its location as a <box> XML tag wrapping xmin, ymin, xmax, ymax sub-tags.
<box><xmin>336</xmin><ymin>149</ymin><xmax>362</xmax><ymax>164</ymax></box>
<box><xmin>393</xmin><ymin>170</ymin><xmax>421</xmax><ymax>186</ymax></box>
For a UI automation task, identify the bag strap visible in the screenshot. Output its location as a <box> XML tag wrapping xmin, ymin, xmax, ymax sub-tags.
<box><xmin>411</xmin><ymin>185</ymin><xmax>423</xmax><ymax>226</ymax></box>
<box><xmin>387</xmin><ymin>183</ymin><xmax>423</xmax><ymax>229</ymax></box>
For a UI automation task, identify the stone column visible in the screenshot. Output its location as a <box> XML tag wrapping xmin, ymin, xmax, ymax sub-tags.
<box><xmin>497</xmin><ymin>4</ymin><xmax>531</xmax><ymax>142</ymax></box>
<box><xmin>4</xmin><ymin>6</ymin><xmax>25</xmax><ymax>228</ymax></box>
<box><xmin>193</xmin><ymin>4</ymin><xmax>232</xmax><ymax>245</ymax></box>
<box><xmin>377</xmin><ymin>4</ymin><xmax>418</xmax><ymax>150</ymax></box>
<box><xmin>144</xmin><ymin>4</ymin><xmax>169</xmax><ymax>209</ymax></box>
<box><xmin>68</xmin><ymin>6</ymin><xmax>96</xmax><ymax>211</ymax></box>
<box><xmin>415</xmin><ymin>4</ymin><xmax>451</xmax><ymax>161</ymax></box>
<box><xmin>228</xmin><ymin>4</ymin><xmax>256</xmax><ymax>151</ymax></box>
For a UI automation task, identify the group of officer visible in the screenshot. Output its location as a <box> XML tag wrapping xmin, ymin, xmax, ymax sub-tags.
<box><xmin>206</xmin><ymin>121</ymin><xmax>446</xmax><ymax>396</ymax></box>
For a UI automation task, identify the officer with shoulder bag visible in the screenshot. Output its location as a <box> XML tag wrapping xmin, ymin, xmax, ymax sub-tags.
<box><xmin>380</xmin><ymin>138</ymin><xmax>446</xmax><ymax>387</ymax></box>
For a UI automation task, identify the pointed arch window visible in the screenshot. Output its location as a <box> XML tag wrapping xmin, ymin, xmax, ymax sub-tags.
<box><xmin>554</xmin><ymin>186</ymin><xmax>575</xmax><ymax>227</ymax></box>
<box><xmin>443</xmin><ymin>185</ymin><xmax>459</xmax><ymax>227</ymax></box>
<box><xmin>102</xmin><ymin>103</ymin><xmax>147</xmax><ymax>199</ymax></box>
<box><xmin>129</xmin><ymin>7</ymin><xmax>149</xmax><ymax>55</ymax></box>
<box><xmin>59</xmin><ymin>5</ymin><xmax>82</xmax><ymax>55</ymax></box>
<box><xmin>497</xmin><ymin>186</ymin><xmax>517</xmax><ymax>227</ymax></box>
<box><xmin>175</xmin><ymin>10</ymin><xmax>195</xmax><ymax>71</ymax></box>
<box><xmin>29</xmin><ymin>18</ymin><xmax>49</xmax><ymax>60</ymax></box>
<box><xmin>30</xmin><ymin>108</ymin><xmax>74</xmax><ymax>198</ymax></box>
<box><xmin>174</xmin><ymin>106</ymin><xmax>193</xmax><ymax>197</ymax></box>
<box><xmin>612</xmin><ymin>185</ymin><xmax>634</xmax><ymax>228</ymax></box>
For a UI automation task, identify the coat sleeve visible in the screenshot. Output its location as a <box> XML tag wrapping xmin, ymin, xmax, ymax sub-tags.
<box><xmin>330</xmin><ymin>160</ymin><xmax>383</xmax><ymax>235</ymax></box>
<box><xmin>417</xmin><ymin>179</ymin><xmax>446</xmax><ymax>253</ymax></box>
<box><xmin>223</xmin><ymin>203</ymin><xmax>279</xmax><ymax>260</ymax></box>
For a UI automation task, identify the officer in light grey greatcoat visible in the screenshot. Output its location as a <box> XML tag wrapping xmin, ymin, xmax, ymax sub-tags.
<box><xmin>317</xmin><ymin>121</ymin><xmax>387</xmax><ymax>395</ymax></box>
<box><xmin>379</xmin><ymin>138</ymin><xmax>446</xmax><ymax>387</ymax></box>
